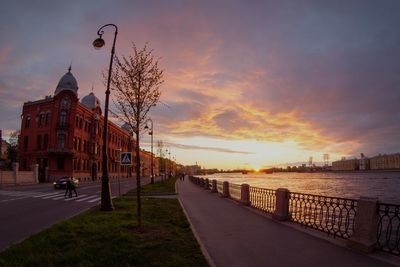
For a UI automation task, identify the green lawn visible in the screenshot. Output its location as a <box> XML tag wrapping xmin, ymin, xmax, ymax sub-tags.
<box><xmin>0</xmin><ymin>177</ymin><xmax>208</xmax><ymax>267</ymax></box>
<box><xmin>135</xmin><ymin>176</ymin><xmax>177</xmax><ymax>194</ymax></box>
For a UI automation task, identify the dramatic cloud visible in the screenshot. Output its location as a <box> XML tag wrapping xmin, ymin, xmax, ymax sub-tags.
<box><xmin>1</xmin><ymin>0</ymin><xmax>399</xmax><ymax>167</ymax></box>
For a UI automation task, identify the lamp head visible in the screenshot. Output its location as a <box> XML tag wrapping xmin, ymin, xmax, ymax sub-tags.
<box><xmin>144</xmin><ymin>125</ymin><xmax>149</xmax><ymax>130</ymax></box>
<box><xmin>93</xmin><ymin>37</ymin><xmax>105</xmax><ymax>49</ymax></box>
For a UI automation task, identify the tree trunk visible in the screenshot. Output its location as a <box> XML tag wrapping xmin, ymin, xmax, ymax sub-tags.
<box><xmin>135</xmin><ymin>126</ymin><xmax>141</xmax><ymax>227</ymax></box>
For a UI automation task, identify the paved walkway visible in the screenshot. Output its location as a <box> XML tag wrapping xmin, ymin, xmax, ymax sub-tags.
<box><xmin>177</xmin><ymin>179</ymin><xmax>396</xmax><ymax>267</ymax></box>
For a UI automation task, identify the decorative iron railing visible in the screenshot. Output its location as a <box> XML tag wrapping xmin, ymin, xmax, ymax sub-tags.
<box><xmin>229</xmin><ymin>183</ymin><xmax>242</xmax><ymax>201</ymax></box>
<box><xmin>289</xmin><ymin>192</ymin><xmax>357</xmax><ymax>239</ymax></box>
<box><xmin>377</xmin><ymin>203</ymin><xmax>400</xmax><ymax>255</ymax></box>
<box><xmin>249</xmin><ymin>187</ymin><xmax>276</xmax><ymax>214</ymax></box>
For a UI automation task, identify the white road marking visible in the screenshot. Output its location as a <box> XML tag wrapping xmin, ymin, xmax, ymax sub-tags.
<box><xmin>52</xmin><ymin>195</ymin><xmax>69</xmax><ymax>200</ymax></box>
<box><xmin>64</xmin><ymin>194</ymin><xmax>87</xmax><ymax>201</ymax></box>
<box><xmin>42</xmin><ymin>193</ymin><xmax>65</xmax><ymax>199</ymax></box>
<box><xmin>87</xmin><ymin>197</ymin><xmax>101</xmax><ymax>203</ymax></box>
<box><xmin>33</xmin><ymin>192</ymin><xmax>62</xmax><ymax>198</ymax></box>
<box><xmin>75</xmin><ymin>195</ymin><xmax>99</xmax><ymax>202</ymax></box>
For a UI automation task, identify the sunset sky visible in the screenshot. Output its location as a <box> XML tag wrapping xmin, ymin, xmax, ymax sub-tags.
<box><xmin>1</xmin><ymin>1</ymin><xmax>399</xmax><ymax>169</ymax></box>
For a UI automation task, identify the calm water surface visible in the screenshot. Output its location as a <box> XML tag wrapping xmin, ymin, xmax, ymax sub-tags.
<box><xmin>199</xmin><ymin>172</ymin><xmax>400</xmax><ymax>204</ymax></box>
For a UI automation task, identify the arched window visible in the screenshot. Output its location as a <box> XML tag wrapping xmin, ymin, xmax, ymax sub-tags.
<box><xmin>58</xmin><ymin>134</ymin><xmax>66</xmax><ymax>149</ymax></box>
<box><xmin>45</xmin><ymin>113</ymin><xmax>51</xmax><ymax>125</ymax></box>
<box><xmin>25</xmin><ymin>115</ymin><xmax>31</xmax><ymax>128</ymax></box>
<box><xmin>39</xmin><ymin>113</ymin><xmax>45</xmax><ymax>126</ymax></box>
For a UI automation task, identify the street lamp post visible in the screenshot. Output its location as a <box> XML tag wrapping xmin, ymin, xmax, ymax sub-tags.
<box><xmin>93</xmin><ymin>23</ymin><xmax>118</xmax><ymax>211</ymax></box>
<box><xmin>144</xmin><ymin>119</ymin><xmax>154</xmax><ymax>184</ymax></box>
<box><xmin>117</xmin><ymin>147</ymin><xmax>121</xmax><ymax>196</ymax></box>
<box><xmin>165</xmin><ymin>148</ymin><xmax>168</xmax><ymax>181</ymax></box>
<box><xmin>168</xmin><ymin>148</ymin><xmax>171</xmax><ymax>178</ymax></box>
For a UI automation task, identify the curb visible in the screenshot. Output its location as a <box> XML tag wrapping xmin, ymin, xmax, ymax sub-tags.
<box><xmin>176</xmin><ymin>180</ymin><xmax>217</xmax><ymax>267</ymax></box>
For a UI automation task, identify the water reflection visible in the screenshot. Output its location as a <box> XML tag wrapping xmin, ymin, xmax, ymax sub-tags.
<box><xmin>199</xmin><ymin>172</ymin><xmax>400</xmax><ymax>204</ymax></box>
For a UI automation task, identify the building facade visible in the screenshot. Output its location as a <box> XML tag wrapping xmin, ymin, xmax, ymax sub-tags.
<box><xmin>332</xmin><ymin>158</ymin><xmax>359</xmax><ymax>171</ymax></box>
<box><xmin>369</xmin><ymin>153</ymin><xmax>400</xmax><ymax>170</ymax></box>
<box><xmin>18</xmin><ymin>67</ymin><xmax>156</xmax><ymax>182</ymax></box>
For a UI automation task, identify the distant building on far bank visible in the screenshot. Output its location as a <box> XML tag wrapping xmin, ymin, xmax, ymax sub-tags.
<box><xmin>369</xmin><ymin>153</ymin><xmax>400</xmax><ymax>170</ymax></box>
<box><xmin>332</xmin><ymin>153</ymin><xmax>400</xmax><ymax>171</ymax></box>
<box><xmin>332</xmin><ymin>158</ymin><xmax>359</xmax><ymax>171</ymax></box>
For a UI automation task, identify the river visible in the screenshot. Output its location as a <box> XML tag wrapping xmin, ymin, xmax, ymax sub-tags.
<box><xmin>198</xmin><ymin>171</ymin><xmax>400</xmax><ymax>204</ymax></box>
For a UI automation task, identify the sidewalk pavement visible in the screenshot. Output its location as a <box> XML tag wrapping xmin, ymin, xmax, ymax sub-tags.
<box><xmin>177</xmin><ymin>179</ymin><xmax>396</xmax><ymax>267</ymax></box>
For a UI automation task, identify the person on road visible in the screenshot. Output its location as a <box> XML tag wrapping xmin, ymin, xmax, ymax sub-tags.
<box><xmin>65</xmin><ymin>178</ymin><xmax>78</xmax><ymax>198</ymax></box>
<box><xmin>64</xmin><ymin>178</ymin><xmax>71</xmax><ymax>197</ymax></box>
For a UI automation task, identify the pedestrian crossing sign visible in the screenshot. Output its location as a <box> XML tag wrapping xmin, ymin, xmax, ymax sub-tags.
<box><xmin>120</xmin><ymin>152</ymin><xmax>133</xmax><ymax>165</ymax></box>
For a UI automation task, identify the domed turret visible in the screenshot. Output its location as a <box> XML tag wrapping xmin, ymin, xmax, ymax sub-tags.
<box><xmin>81</xmin><ymin>92</ymin><xmax>102</xmax><ymax>112</ymax></box>
<box><xmin>54</xmin><ymin>66</ymin><xmax>78</xmax><ymax>96</ymax></box>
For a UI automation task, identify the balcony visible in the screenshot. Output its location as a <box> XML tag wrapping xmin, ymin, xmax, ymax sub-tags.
<box><xmin>56</xmin><ymin>122</ymin><xmax>70</xmax><ymax>130</ymax></box>
<box><xmin>47</xmin><ymin>148</ymin><xmax>73</xmax><ymax>155</ymax></box>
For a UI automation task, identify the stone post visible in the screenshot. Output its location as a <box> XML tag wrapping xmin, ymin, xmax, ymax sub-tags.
<box><xmin>240</xmin><ymin>184</ymin><xmax>251</xmax><ymax>206</ymax></box>
<box><xmin>347</xmin><ymin>197</ymin><xmax>379</xmax><ymax>253</ymax></box>
<box><xmin>273</xmin><ymin>188</ymin><xmax>290</xmax><ymax>221</ymax></box>
<box><xmin>205</xmin><ymin>178</ymin><xmax>210</xmax><ymax>190</ymax></box>
<box><xmin>32</xmin><ymin>164</ymin><xmax>39</xmax><ymax>183</ymax></box>
<box><xmin>222</xmin><ymin>181</ymin><xmax>230</xmax><ymax>198</ymax></box>
<box><xmin>211</xmin><ymin>179</ymin><xmax>217</xmax><ymax>193</ymax></box>
<box><xmin>12</xmin><ymin>162</ymin><xmax>19</xmax><ymax>185</ymax></box>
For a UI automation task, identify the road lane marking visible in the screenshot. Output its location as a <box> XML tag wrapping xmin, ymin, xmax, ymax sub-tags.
<box><xmin>64</xmin><ymin>194</ymin><xmax>87</xmax><ymax>201</ymax></box>
<box><xmin>75</xmin><ymin>195</ymin><xmax>99</xmax><ymax>202</ymax></box>
<box><xmin>42</xmin><ymin>193</ymin><xmax>65</xmax><ymax>199</ymax></box>
<box><xmin>87</xmin><ymin>197</ymin><xmax>101</xmax><ymax>203</ymax></box>
<box><xmin>52</xmin><ymin>195</ymin><xmax>69</xmax><ymax>200</ymax></box>
<box><xmin>33</xmin><ymin>192</ymin><xmax>62</xmax><ymax>198</ymax></box>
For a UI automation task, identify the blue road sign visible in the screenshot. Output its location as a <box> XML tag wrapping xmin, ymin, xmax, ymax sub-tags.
<box><xmin>120</xmin><ymin>152</ymin><xmax>133</xmax><ymax>166</ymax></box>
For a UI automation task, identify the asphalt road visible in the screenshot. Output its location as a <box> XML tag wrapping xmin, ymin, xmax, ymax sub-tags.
<box><xmin>0</xmin><ymin>176</ymin><xmax>159</xmax><ymax>252</ymax></box>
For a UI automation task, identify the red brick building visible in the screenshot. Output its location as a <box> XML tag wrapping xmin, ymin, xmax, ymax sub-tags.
<box><xmin>19</xmin><ymin>67</ymin><xmax>142</xmax><ymax>182</ymax></box>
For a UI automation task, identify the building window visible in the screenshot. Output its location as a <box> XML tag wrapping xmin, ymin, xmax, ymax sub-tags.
<box><xmin>45</xmin><ymin>113</ymin><xmax>51</xmax><ymax>125</ymax></box>
<box><xmin>59</xmin><ymin>111</ymin><xmax>67</xmax><ymax>126</ymax></box>
<box><xmin>23</xmin><ymin>136</ymin><xmax>29</xmax><ymax>150</ymax></box>
<box><xmin>58</xmin><ymin>134</ymin><xmax>66</xmax><ymax>149</ymax></box>
<box><xmin>57</xmin><ymin>158</ymin><xmax>64</xmax><ymax>170</ymax></box>
<box><xmin>37</xmin><ymin>135</ymin><xmax>42</xmax><ymax>150</ymax></box>
<box><xmin>25</xmin><ymin>116</ymin><xmax>31</xmax><ymax>129</ymax></box>
<box><xmin>43</xmin><ymin>134</ymin><xmax>49</xmax><ymax>150</ymax></box>
<box><xmin>39</xmin><ymin>113</ymin><xmax>45</xmax><ymax>126</ymax></box>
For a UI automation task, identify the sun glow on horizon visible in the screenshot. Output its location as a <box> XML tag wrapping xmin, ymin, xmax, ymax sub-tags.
<box><xmin>143</xmin><ymin>136</ymin><xmax>345</xmax><ymax>169</ymax></box>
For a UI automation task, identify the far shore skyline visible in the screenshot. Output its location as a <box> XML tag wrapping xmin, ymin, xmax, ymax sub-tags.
<box><xmin>1</xmin><ymin>1</ymin><xmax>400</xmax><ymax>169</ymax></box>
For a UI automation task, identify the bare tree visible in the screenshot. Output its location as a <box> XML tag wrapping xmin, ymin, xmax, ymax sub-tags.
<box><xmin>109</xmin><ymin>43</ymin><xmax>164</xmax><ymax>227</ymax></box>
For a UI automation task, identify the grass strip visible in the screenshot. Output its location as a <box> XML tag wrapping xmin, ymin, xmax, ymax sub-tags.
<box><xmin>0</xmin><ymin>178</ymin><xmax>208</xmax><ymax>267</ymax></box>
<box><xmin>133</xmin><ymin>176</ymin><xmax>177</xmax><ymax>194</ymax></box>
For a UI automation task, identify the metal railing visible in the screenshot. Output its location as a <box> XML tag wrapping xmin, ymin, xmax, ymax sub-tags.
<box><xmin>289</xmin><ymin>192</ymin><xmax>357</xmax><ymax>239</ymax></box>
<box><xmin>249</xmin><ymin>186</ymin><xmax>276</xmax><ymax>214</ymax></box>
<box><xmin>377</xmin><ymin>203</ymin><xmax>400</xmax><ymax>255</ymax></box>
<box><xmin>188</xmin><ymin>176</ymin><xmax>400</xmax><ymax>257</ymax></box>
